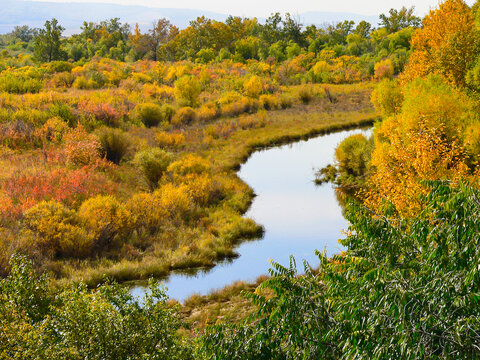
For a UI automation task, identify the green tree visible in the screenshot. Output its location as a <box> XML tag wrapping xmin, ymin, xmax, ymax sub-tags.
<box><xmin>200</xmin><ymin>182</ymin><xmax>480</xmax><ymax>359</ymax></box>
<box><xmin>379</xmin><ymin>6</ymin><xmax>421</xmax><ymax>33</ymax></box>
<box><xmin>33</xmin><ymin>18</ymin><xmax>65</xmax><ymax>62</ymax></box>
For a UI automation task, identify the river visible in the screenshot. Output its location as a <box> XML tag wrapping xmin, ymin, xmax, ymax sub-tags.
<box><xmin>131</xmin><ymin>128</ymin><xmax>370</xmax><ymax>302</ymax></box>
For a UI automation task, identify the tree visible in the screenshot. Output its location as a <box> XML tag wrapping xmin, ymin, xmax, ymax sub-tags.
<box><xmin>33</xmin><ymin>18</ymin><xmax>65</xmax><ymax>62</ymax></box>
<box><xmin>354</xmin><ymin>20</ymin><xmax>372</xmax><ymax>38</ymax></box>
<box><xmin>200</xmin><ymin>181</ymin><xmax>480</xmax><ymax>359</ymax></box>
<box><xmin>403</xmin><ymin>0</ymin><xmax>478</xmax><ymax>87</ymax></box>
<box><xmin>379</xmin><ymin>6</ymin><xmax>421</xmax><ymax>33</ymax></box>
<box><xmin>10</xmin><ymin>25</ymin><xmax>37</xmax><ymax>42</ymax></box>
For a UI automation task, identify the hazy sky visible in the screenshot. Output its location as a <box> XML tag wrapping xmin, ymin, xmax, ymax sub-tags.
<box><xmin>29</xmin><ymin>0</ymin><xmax>477</xmax><ymax>17</ymax></box>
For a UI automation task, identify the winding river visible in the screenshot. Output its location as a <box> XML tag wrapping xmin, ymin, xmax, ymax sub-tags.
<box><xmin>131</xmin><ymin>128</ymin><xmax>370</xmax><ymax>302</ymax></box>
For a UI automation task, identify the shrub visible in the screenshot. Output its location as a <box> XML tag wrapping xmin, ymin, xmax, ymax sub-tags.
<box><xmin>174</xmin><ymin>75</ymin><xmax>201</xmax><ymax>107</ymax></box>
<box><xmin>155</xmin><ymin>131</ymin><xmax>185</xmax><ymax>149</ymax></box>
<box><xmin>153</xmin><ymin>183</ymin><xmax>194</xmax><ymax>223</ymax></box>
<box><xmin>63</xmin><ymin>124</ymin><xmax>101</xmax><ymax>166</ymax></box>
<box><xmin>243</xmin><ymin>76</ymin><xmax>263</xmax><ymax>98</ymax></box>
<box><xmin>374</xmin><ymin>58</ymin><xmax>394</xmax><ymax>80</ymax></box>
<box><xmin>49</xmin><ymin>102</ymin><xmax>75</xmax><ymax>126</ymax></box>
<box><xmin>279</xmin><ymin>94</ymin><xmax>294</xmax><ymax>109</ymax></box>
<box><xmin>259</xmin><ymin>94</ymin><xmax>279</xmax><ymax>110</ymax></box>
<box><xmin>78</xmin><ymin>195</ymin><xmax>131</xmax><ymax>250</ymax></box>
<box><xmin>125</xmin><ymin>193</ymin><xmax>163</xmax><ymax>234</ymax></box>
<box><xmin>197</xmin><ymin>102</ymin><xmax>220</xmax><ymax>122</ymax></box>
<box><xmin>0</xmin><ymin>73</ymin><xmax>42</xmax><ymax>94</ymax></box>
<box><xmin>167</xmin><ymin>154</ymin><xmax>210</xmax><ymax>178</ymax></box>
<box><xmin>136</xmin><ymin>103</ymin><xmax>163</xmax><ymax>127</ymax></box>
<box><xmin>161</xmin><ymin>104</ymin><xmax>176</xmax><ymax>123</ymax></box>
<box><xmin>40</xmin><ymin>117</ymin><xmax>69</xmax><ymax>143</ymax></box>
<box><xmin>23</xmin><ymin>201</ymin><xmax>93</xmax><ymax>258</ymax></box>
<box><xmin>371</xmin><ymin>79</ymin><xmax>404</xmax><ymax>117</ymax></box>
<box><xmin>96</xmin><ymin>127</ymin><xmax>131</xmax><ymax>164</ymax></box>
<box><xmin>171</xmin><ymin>107</ymin><xmax>196</xmax><ymax>127</ymax></box>
<box><xmin>297</xmin><ymin>85</ymin><xmax>314</xmax><ymax>104</ymax></box>
<box><xmin>183</xmin><ymin>173</ymin><xmax>224</xmax><ymax>206</ymax></box>
<box><xmin>134</xmin><ymin>148</ymin><xmax>174</xmax><ymax>190</ymax></box>
<box><xmin>334</xmin><ymin>133</ymin><xmax>373</xmax><ymax>188</ymax></box>
<box><xmin>80</xmin><ymin>102</ymin><xmax>122</xmax><ymax>127</ymax></box>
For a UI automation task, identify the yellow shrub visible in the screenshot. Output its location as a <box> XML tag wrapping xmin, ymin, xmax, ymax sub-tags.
<box><xmin>197</xmin><ymin>102</ymin><xmax>220</xmax><ymax>122</ymax></box>
<box><xmin>153</xmin><ymin>183</ymin><xmax>194</xmax><ymax>222</ymax></box>
<box><xmin>78</xmin><ymin>195</ymin><xmax>131</xmax><ymax>249</ymax></box>
<box><xmin>243</xmin><ymin>75</ymin><xmax>263</xmax><ymax>98</ymax></box>
<box><xmin>259</xmin><ymin>94</ymin><xmax>279</xmax><ymax>110</ymax></box>
<box><xmin>23</xmin><ymin>201</ymin><xmax>93</xmax><ymax>258</ymax></box>
<box><xmin>155</xmin><ymin>131</ymin><xmax>185</xmax><ymax>149</ymax></box>
<box><xmin>125</xmin><ymin>192</ymin><xmax>165</xmax><ymax>234</ymax></box>
<box><xmin>167</xmin><ymin>154</ymin><xmax>210</xmax><ymax>179</ymax></box>
<box><xmin>171</xmin><ymin>107</ymin><xmax>196</xmax><ymax>127</ymax></box>
<box><xmin>183</xmin><ymin>173</ymin><xmax>224</xmax><ymax>206</ymax></box>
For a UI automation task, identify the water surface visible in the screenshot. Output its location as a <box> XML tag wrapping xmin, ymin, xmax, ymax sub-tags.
<box><xmin>131</xmin><ymin>128</ymin><xmax>369</xmax><ymax>301</ymax></box>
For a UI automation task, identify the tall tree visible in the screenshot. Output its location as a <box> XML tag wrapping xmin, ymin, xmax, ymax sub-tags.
<box><xmin>33</xmin><ymin>18</ymin><xmax>64</xmax><ymax>62</ymax></box>
<box><xmin>403</xmin><ymin>0</ymin><xmax>478</xmax><ymax>87</ymax></box>
<box><xmin>379</xmin><ymin>6</ymin><xmax>421</xmax><ymax>33</ymax></box>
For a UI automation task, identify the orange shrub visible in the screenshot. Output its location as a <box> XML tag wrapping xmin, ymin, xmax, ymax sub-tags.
<box><xmin>374</xmin><ymin>59</ymin><xmax>394</xmax><ymax>80</ymax></box>
<box><xmin>63</xmin><ymin>124</ymin><xmax>101</xmax><ymax>166</ymax></box>
<box><xmin>0</xmin><ymin>166</ymin><xmax>116</xmax><ymax>220</ymax></box>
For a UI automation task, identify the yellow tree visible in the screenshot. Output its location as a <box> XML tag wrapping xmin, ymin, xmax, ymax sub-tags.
<box><xmin>403</xmin><ymin>0</ymin><xmax>478</xmax><ymax>87</ymax></box>
<box><xmin>366</xmin><ymin>76</ymin><xmax>477</xmax><ymax>216</ymax></box>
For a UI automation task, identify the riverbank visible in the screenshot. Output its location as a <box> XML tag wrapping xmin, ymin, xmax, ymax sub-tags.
<box><xmin>57</xmin><ymin>83</ymin><xmax>377</xmax><ymax>287</ymax></box>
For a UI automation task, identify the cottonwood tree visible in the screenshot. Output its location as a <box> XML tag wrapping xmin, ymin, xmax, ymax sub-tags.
<box><xmin>33</xmin><ymin>18</ymin><xmax>65</xmax><ymax>62</ymax></box>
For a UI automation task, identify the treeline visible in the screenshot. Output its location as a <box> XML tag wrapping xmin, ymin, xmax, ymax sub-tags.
<box><xmin>0</xmin><ymin>8</ymin><xmax>420</xmax><ymax>73</ymax></box>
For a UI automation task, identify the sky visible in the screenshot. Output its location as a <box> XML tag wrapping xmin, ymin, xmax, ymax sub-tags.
<box><xmin>28</xmin><ymin>0</ymin><xmax>477</xmax><ymax>17</ymax></box>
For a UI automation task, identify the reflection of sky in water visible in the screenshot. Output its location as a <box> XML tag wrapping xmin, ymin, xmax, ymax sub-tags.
<box><xmin>131</xmin><ymin>128</ymin><xmax>371</xmax><ymax>301</ymax></box>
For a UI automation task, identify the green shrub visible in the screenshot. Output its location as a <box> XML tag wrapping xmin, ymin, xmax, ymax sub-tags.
<box><xmin>172</xmin><ymin>107</ymin><xmax>196</xmax><ymax>127</ymax></box>
<box><xmin>136</xmin><ymin>103</ymin><xmax>163</xmax><ymax>127</ymax></box>
<box><xmin>0</xmin><ymin>74</ymin><xmax>43</xmax><ymax>94</ymax></box>
<box><xmin>96</xmin><ymin>127</ymin><xmax>131</xmax><ymax>164</ymax></box>
<box><xmin>134</xmin><ymin>147</ymin><xmax>174</xmax><ymax>190</ymax></box>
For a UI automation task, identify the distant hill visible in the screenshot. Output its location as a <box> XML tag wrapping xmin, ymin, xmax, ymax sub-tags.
<box><xmin>0</xmin><ymin>0</ymin><xmax>380</xmax><ymax>35</ymax></box>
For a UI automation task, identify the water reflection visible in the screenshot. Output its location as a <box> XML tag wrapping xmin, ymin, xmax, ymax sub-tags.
<box><xmin>130</xmin><ymin>128</ymin><xmax>370</xmax><ymax>301</ymax></box>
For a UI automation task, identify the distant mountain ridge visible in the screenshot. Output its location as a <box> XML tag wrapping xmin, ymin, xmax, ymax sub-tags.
<box><xmin>0</xmin><ymin>0</ymin><xmax>380</xmax><ymax>34</ymax></box>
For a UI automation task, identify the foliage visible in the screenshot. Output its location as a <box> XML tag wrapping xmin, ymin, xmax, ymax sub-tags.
<box><xmin>136</xmin><ymin>103</ymin><xmax>164</xmax><ymax>127</ymax></box>
<box><xmin>200</xmin><ymin>182</ymin><xmax>480</xmax><ymax>359</ymax></box>
<box><xmin>96</xmin><ymin>127</ymin><xmax>131</xmax><ymax>164</ymax></box>
<box><xmin>22</xmin><ymin>201</ymin><xmax>93</xmax><ymax>258</ymax></box>
<box><xmin>175</xmin><ymin>75</ymin><xmax>201</xmax><ymax>107</ymax></box>
<box><xmin>403</xmin><ymin>0</ymin><xmax>478</xmax><ymax>87</ymax></box>
<box><xmin>371</xmin><ymin>78</ymin><xmax>404</xmax><ymax>117</ymax></box>
<box><xmin>172</xmin><ymin>107</ymin><xmax>196</xmax><ymax>127</ymax></box>
<box><xmin>134</xmin><ymin>147</ymin><xmax>174</xmax><ymax>190</ymax></box>
<box><xmin>64</xmin><ymin>124</ymin><xmax>101</xmax><ymax>166</ymax></box>
<box><xmin>77</xmin><ymin>195</ymin><xmax>131</xmax><ymax>250</ymax></box>
<box><xmin>33</xmin><ymin>18</ymin><xmax>65</xmax><ymax>62</ymax></box>
<box><xmin>367</xmin><ymin>76</ymin><xmax>474</xmax><ymax>215</ymax></box>
<box><xmin>0</xmin><ymin>255</ymin><xmax>193</xmax><ymax>359</ymax></box>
